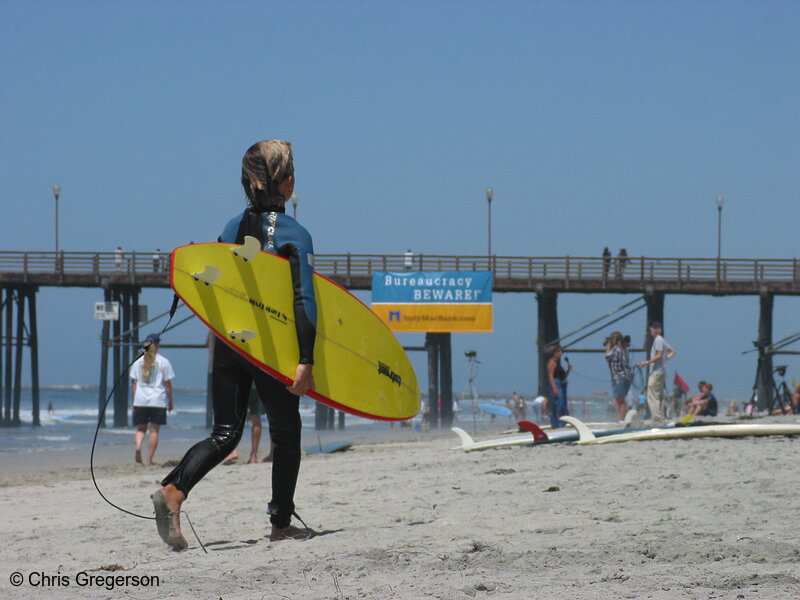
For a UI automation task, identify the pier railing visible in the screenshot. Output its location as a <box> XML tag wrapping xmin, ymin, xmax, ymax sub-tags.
<box><xmin>0</xmin><ymin>251</ymin><xmax>168</xmax><ymax>276</ymax></box>
<box><xmin>0</xmin><ymin>251</ymin><xmax>798</xmax><ymax>292</ymax></box>
<box><xmin>313</xmin><ymin>254</ymin><xmax>800</xmax><ymax>283</ymax></box>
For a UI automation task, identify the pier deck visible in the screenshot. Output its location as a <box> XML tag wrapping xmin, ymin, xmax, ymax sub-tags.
<box><xmin>1</xmin><ymin>250</ymin><xmax>798</xmax><ymax>295</ymax></box>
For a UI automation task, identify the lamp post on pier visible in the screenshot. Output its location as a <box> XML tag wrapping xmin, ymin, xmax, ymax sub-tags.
<box><xmin>716</xmin><ymin>196</ymin><xmax>724</xmax><ymax>282</ymax></box>
<box><xmin>486</xmin><ymin>187</ymin><xmax>494</xmax><ymax>260</ymax></box>
<box><xmin>290</xmin><ymin>193</ymin><xmax>299</xmax><ymax>219</ymax></box>
<box><xmin>53</xmin><ymin>185</ymin><xmax>61</xmax><ymax>253</ymax></box>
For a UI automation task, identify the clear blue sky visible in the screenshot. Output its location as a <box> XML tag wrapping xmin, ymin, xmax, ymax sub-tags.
<box><xmin>2</xmin><ymin>1</ymin><xmax>798</xmax><ymax>401</ymax></box>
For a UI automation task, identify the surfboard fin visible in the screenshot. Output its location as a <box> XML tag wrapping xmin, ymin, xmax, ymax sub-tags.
<box><xmin>231</xmin><ymin>236</ymin><xmax>261</xmax><ymax>262</ymax></box>
<box><xmin>191</xmin><ymin>265</ymin><xmax>221</xmax><ymax>285</ymax></box>
<box><xmin>451</xmin><ymin>427</ymin><xmax>476</xmax><ymax>451</ymax></box>
<box><xmin>560</xmin><ymin>416</ymin><xmax>597</xmax><ymax>443</ymax></box>
<box><xmin>517</xmin><ymin>420</ymin><xmax>549</xmax><ymax>442</ymax></box>
<box><xmin>229</xmin><ymin>329</ymin><xmax>257</xmax><ymax>343</ymax></box>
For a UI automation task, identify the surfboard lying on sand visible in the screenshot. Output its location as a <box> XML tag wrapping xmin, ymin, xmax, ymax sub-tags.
<box><xmin>561</xmin><ymin>415</ymin><xmax>800</xmax><ymax>444</ymax></box>
<box><xmin>452</xmin><ymin>413</ymin><xmax>651</xmax><ymax>452</ymax></box>
<box><xmin>516</xmin><ymin>409</ymin><xmax>640</xmax><ymax>435</ymax></box>
<box><xmin>451</xmin><ymin>423</ymin><xmax>540</xmax><ymax>452</ymax></box>
<box><xmin>515</xmin><ymin>420</ymin><xmax>658</xmax><ymax>445</ymax></box>
<box><xmin>305</xmin><ymin>441</ymin><xmax>353</xmax><ymax>455</ymax></box>
<box><xmin>171</xmin><ymin>238</ymin><xmax>420</xmax><ymax>421</ymax></box>
<box><xmin>452</xmin><ymin>420</ymin><xmax>624</xmax><ymax>451</ymax></box>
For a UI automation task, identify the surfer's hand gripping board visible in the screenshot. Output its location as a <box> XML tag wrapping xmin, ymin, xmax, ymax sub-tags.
<box><xmin>171</xmin><ymin>238</ymin><xmax>420</xmax><ymax>420</ymax></box>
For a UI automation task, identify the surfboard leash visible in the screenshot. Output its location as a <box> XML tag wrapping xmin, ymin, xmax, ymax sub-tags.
<box><xmin>631</xmin><ymin>365</ymin><xmax>646</xmax><ymax>390</ymax></box>
<box><xmin>89</xmin><ymin>294</ymin><xmax>209</xmax><ymax>553</ymax></box>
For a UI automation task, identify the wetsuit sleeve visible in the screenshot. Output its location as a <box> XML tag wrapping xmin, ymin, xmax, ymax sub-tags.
<box><xmin>277</xmin><ymin>227</ymin><xmax>317</xmax><ymax>365</ymax></box>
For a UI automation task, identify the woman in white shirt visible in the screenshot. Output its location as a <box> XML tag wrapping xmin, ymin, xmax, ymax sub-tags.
<box><xmin>130</xmin><ymin>334</ymin><xmax>175</xmax><ymax>466</ymax></box>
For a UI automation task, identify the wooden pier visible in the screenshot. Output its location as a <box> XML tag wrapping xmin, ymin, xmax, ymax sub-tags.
<box><xmin>1</xmin><ymin>250</ymin><xmax>798</xmax><ymax>428</ymax></box>
<box><xmin>2</xmin><ymin>250</ymin><xmax>799</xmax><ymax>295</ymax></box>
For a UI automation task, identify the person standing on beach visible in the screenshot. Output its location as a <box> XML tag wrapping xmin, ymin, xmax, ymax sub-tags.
<box><xmin>604</xmin><ymin>332</ymin><xmax>632</xmax><ymax>421</ymax></box>
<box><xmin>222</xmin><ymin>384</ymin><xmax>274</xmax><ymax>465</ymax></box>
<box><xmin>130</xmin><ymin>334</ymin><xmax>175</xmax><ymax>466</ymax></box>
<box><xmin>152</xmin><ymin>140</ymin><xmax>316</xmax><ymax>550</ymax></box>
<box><xmin>636</xmin><ymin>322</ymin><xmax>676</xmax><ymax>422</ymax></box>
<box><xmin>511</xmin><ymin>390</ymin><xmax>525</xmax><ymax>421</ymax></box>
<box><xmin>546</xmin><ymin>345</ymin><xmax>572</xmax><ymax>428</ymax></box>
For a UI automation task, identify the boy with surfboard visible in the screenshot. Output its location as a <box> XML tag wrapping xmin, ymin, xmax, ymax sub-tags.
<box><xmin>152</xmin><ymin>140</ymin><xmax>316</xmax><ymax>549</ymax></box>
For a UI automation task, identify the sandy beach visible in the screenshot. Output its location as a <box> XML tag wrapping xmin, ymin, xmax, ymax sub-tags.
<box><xmin>2</xmin><ymin>420</ymin><xmax>799</xmax><ymax>600</ymax></box>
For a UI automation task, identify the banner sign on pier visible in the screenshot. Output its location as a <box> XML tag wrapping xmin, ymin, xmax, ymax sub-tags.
<box><xmin>371</xmin><ymin>271</ymin><xmax>493</xmax><ymax>332</ymax></box>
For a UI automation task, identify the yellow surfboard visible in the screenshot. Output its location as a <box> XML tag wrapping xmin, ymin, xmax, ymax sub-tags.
<box><xmin>170</xmin><ymin>238</ymin><xmax>420</xmax><ymax>421</ymax></box>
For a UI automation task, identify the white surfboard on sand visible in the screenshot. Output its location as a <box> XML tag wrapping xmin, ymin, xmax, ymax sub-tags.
<box><xmin>452</xmin><ymin>419</ymin><xmax>570</xmax><ymax>451</ymax></box>
<box><xmin>451</xmin><ymin>420</ymin><xmax>610</xmax><ymax>452</ymax></box>
<box><xmin>451</xmin><ymin>427</ymin><xmax>539</xmax><ymax>452</ymax></box>
<box><xmin>561</xmin><ymin>415</ymin><xmax>800</xmax><ymax>444</ymax></box>
<box><xmin>452</xmin><ymin>411</ymin><xmax>645</xmax><ymax>452</ymax></box>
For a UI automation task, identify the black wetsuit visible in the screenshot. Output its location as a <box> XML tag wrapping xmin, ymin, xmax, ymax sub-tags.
<box><xmin>161</xmin><ymin>206</ymin><xmax>317</xmax><ymax>528</ymax></box>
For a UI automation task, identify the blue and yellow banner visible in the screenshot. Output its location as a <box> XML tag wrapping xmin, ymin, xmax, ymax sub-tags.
<box><xmin>371</xmin><ymin>271</ymin><xmax>493</xmax><ymax>332</ymax></box>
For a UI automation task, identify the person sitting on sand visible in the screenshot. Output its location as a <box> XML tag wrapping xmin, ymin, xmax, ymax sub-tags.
<box><xmin>685</xmin><ymin>381</ymin><xmax>718</xmax><ymax>417</ymax></box>
<box><xmin>683</xmin><ymin>381</ymin><xmax>706</xmax><ymax>414</ymax></box>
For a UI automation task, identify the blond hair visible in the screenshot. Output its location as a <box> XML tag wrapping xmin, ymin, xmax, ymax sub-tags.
<box><xmin>141</xmin><ymin>344</ymin><xmax>157</xmax><ymax>382</ymax></box>
<box><xmin>241</xmin><ymin>140</ymin><xmax>294</xmax><ymax>210</ymax></box>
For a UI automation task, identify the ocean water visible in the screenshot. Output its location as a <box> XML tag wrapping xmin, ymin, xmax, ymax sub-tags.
<box><xmin>0</xmin><ymin>388</ymin><xmax>349</xmax><ymax>455</ymax></box>
<box><xmin>0</xmin><ymin>388</ymin><xmax>208</xmax><ymax>455</ymax></box>
<box><xmin>0</xmin><ymin>388</ymin><xmax>618</xmax><ymax>455</ymax></box>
